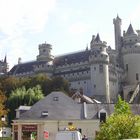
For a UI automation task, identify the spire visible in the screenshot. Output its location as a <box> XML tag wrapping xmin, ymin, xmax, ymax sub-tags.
<box><xmin>4</xmin><ymin>55</ymin><xmax>7</xmax><ymax>63</ymax></box>
<box><xmin>95</xmin><ymin>33</ymin><xmax>101</xmax><ymax>42</ymax></box>
<box><xmin>116</xmin><ymin>14</ymin><xmax>121</xmax><ymax>20</ymax></box>
<box><xmin>126</xmin><ymin>24</ymin><xmax>136</xmax><ymax>35</ymax></box>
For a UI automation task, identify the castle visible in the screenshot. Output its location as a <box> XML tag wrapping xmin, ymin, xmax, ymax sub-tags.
<box><xmin>9</xmin><ymin>15</ymin><xmax>140</xmax><ymax>103</ymax></box>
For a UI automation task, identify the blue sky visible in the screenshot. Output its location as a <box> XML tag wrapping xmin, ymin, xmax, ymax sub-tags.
<box><xmin>0</xmin><ymin>0</ymin><xmax>140</xmax><ymax>69</ymax></box>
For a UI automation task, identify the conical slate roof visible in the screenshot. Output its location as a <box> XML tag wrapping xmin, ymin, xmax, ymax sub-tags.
<box><xmin>94</xmin><ymin>33</ymin><xmax>101</xmax><ymax>42</ymax></box>
<box><xmin>126</xmin><ymin>24</ymin><xmax>136</xmax><ymax>35</ymax></box>
<box><xmin>116</xmin><ymin>14</ymin><xmax>121</xmax><ymax>20</ymax></box>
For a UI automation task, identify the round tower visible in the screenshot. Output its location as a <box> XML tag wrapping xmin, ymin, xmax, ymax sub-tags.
<box><xmin>37</xmin><ymin>42</ymin><xmax>54</xmax><ymax>62</ymax></box>
<box><xmin>113</xmin><ymin>15</ymin><xmax>122</xmax><ymax>52</ymax></box>
<box><xmin>89</xmin><ymin>34</ymin><xmax>110</xmax><ymax>103</ymax></box>
<box><xmin>122</xmin><ymin>24</ymin><xmax>140</xmax><ymax>85</ymax></box>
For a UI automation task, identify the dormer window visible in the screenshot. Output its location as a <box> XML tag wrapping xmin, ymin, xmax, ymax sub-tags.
<box><xmin>53</xmin><ymin>97</ymin><xmax>59</xmax><ymax>101</ymax></box>
<box><xmin>41</xmin><ymin>111</ymin><xmax>48</xmax><ymax>116</ymax></box>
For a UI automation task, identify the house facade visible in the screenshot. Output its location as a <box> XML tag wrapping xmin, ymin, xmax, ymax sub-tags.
<box><xmin>12</xmin><ymin>91</ymin><xmax>140</xmax><ymax>140</ymax></box>
<box><xmin>12</xmin><ymin>91</ymin><xmax>112</xmax><ymax>140</ymax></box>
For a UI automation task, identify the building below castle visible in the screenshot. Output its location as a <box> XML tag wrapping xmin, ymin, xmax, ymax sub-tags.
<box><xmin>9</xmin><ymin>15</ymin><xmax>140</xmax><ymax>103</ymax></box>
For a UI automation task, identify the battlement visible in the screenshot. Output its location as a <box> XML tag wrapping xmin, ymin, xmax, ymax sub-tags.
<box><xmin>122</xmin><ymin>43</ymin><xmax>140</xmax><ymax>55</ymax></box>
<box><xmin>89</xmin><ymin>53</ymin><xmax>109</xmax><ymax>64</ymax></box>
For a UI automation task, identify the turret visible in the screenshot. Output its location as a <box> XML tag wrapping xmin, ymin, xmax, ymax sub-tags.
<box><xmin>123</xmin><ymin>24</ymin><xmax>138</xmax><ymax>46</ymax></box>
<box><xmin>89</xmin><ymin>34</ymin><xmax>110</xmax><ymax>103</ymax></box>
<box><xmin>122</xmin><ymin>24</ymin><xmax>140</xmax><ymax>85</ymax></box>
<box><xmin>37</xmin><ymin>42</ymin><xmax>54</xmax><ymax>62</ymax></box>
<box><xmin>113</xmin><ymin>15</ymin><xmax>122</xmax><ymax>52</ymax></box>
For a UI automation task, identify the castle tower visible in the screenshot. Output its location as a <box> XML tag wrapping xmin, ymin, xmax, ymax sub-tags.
<box><xmin>37</xmin><ymin>42</ymin><xmax>54</xmax><ymax>62</ymax></box>
<box><xmin>113</xmin><ymin>15</ymin><xmax>122</xmax><ymax>52</ymax></box>
<box><xmin>122</xmin><ymin>24</ymin><xmax>140</xmax><ymax>85</ymax></box>
<box><xmin>89</xmin><ymin>34</ymin><xmax>110</xmax><ymax>103</ymax></box>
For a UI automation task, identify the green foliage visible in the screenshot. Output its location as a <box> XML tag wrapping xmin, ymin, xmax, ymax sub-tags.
<box><xmin>0</xmin><ymin>76</ymin><xmax>22</xmax><ymax>97</ymax></box>
<box><xmin>96</xmin><ymin>114</ymin><xmax>140</xmax><ymax>140</ymax></box>
<box><xmin>7</xmin><ymin>85</ymin><xmax>44</xmax><ymax>125</ymax></box>
<box><xmin>50</xmin><ymin>77</ymin><xmax>69</xmax><ymax>93</ymax></box>
<box><xmin>0</xmin><ymin>138</ymin><xmax>12</xmax><ymax>140</ymax></box>
<box><xmin>96</xmin><ymin>96</ymin><xmax>140</xmax><ymax>140</ymax></box>
<box><xmin>0</xmin><ymin>74</ymin><xmax>69</xmax><ymax>97</ymax></box>
<box><xmin>0</xmin><ymin>74</ymin><xmax>70</xmax><ymax>125</ymax></box>
<box><xmin>114</xmin><ymin>95</ymin><xmax>131</xmax><ymax>115</ymax></box>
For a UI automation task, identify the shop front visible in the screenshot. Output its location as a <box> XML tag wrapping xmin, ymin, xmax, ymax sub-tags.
<box><xmin>13</xmin><ymin>124</ymin><xmax>38</xmax><ymax>140</ymax></box>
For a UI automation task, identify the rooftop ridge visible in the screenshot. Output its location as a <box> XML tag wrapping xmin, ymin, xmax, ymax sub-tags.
<box><xmin>55</xmin><ymin>49</ymin><xmax>89</xmax><ymax>57</ymax></box>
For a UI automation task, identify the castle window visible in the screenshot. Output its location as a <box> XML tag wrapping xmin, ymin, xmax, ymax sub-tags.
<box><xmin>94</xmin><ymin>67</ymin><xmax>96</xmax><ymax>70</ymax></box>
<box><xmin>129</xmin><ymin>39</ymin><xmax>132</xmax><ymax>42</ymax></box>
<box><xmin>126</xmin><ymin>64</ymin><xmax>128</xmax><ymax>72</ymax></box>
<box><xmin>84</xmin><ymin>81</ymin><xmax>86</xmax><ymax>84</ymax></box>
<box><xmin>78</xmin><ymin>82</ymin><xmax>80</xmax><ymax>84</ymax></box>
<box><xmin>99</xmin><ymin>64</ymin><xmax>103</xmax><ymax>73</ymax></box>
<box><xmin>136</xmin><ymin>73</ymin><xmax>139</xmax><ymax>81</ymax></box>
<box><xmin>94</xmin><ymin>84</ymin><xmax>96</xmax><ymax>88</ymax></box>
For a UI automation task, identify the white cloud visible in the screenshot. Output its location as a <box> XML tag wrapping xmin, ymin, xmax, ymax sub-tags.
<box><xmin>0</xmin><ymin>0</ymin><xmax>56</xmax><ymax>69</ymax></box>
<box><xmin>0</xmin><ymin>0</ymin><xmax>56</xmax><ymax>35</ymax></box>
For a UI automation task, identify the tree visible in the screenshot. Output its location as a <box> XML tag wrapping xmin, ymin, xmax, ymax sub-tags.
<box><xmin>0</xmin><ymin>76</ymin><xmax>21</xmax><ymax>97</ymax></box>
<box><xmin>114</xmin><ymin>95</ymin><xmax>131</xmax><ymax>115</ymax></box>
<box><xmin>50</xmin><ymin>76</ymin><xmax>69</xmax><ymax>93</ymax></box>
<box><xmin>95</xmin><ymin>96</ymin><xmax>140</xmax><ymax>140</ymax></box>
<box><xmin>7</xmin><ymin>85</ymin><xmax>44</xmax><ymax>125</ymax></box>
<box><xmin>0</xmin><ymin>90</ymin><xmax>8</xmax><ymax>126</ymax></box>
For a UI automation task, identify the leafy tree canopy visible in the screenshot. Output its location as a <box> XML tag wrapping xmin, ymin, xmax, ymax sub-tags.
<box><xmin>7</xmin><ymin>85</ymin><xmax>44</xmax><ymax>125</ymax></box>
<box><xmin>96</xmin><ymin>96</ymin><xmax>140</xmax><ymax>140</ymax></box>
<box><xmin>114</xmin><ymin>95</ymin><xmax>131</xmax><ymax>115</ymax></box>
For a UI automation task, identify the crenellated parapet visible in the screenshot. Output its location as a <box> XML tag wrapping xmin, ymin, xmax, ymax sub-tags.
<box><xmin>122</xmin><ymin>43</ymin><xmax>140</xmax><ymax>55</ymax></box>
<box><xmin>89</xmin><ymin>51</ymin><xmax>109</xmax><ymax>64</ymax></box>
<box><xmin>37</xmin><ymin>42</ymin><xmax>54</xmax><ymax>62</ymax></box>
<box><xmin>34</xmin><ymin>63</ymin><xmax>53</xmax><ymax>73</ymax></box>
<box><xmin>89</xmin><ymin>33</ymin><xmax>109</xmax><ymax>64</ymax></box>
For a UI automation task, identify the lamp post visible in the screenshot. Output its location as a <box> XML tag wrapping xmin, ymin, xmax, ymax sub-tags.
<box><xmin>1</xmin><ymin>116</ymin><xmax>5</xmax><ymax>140</ymax></box>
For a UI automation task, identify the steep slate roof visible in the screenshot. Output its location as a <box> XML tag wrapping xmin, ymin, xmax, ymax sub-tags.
<box><xmin>9</xmin><ymin>50</ymin><xmax>90</xmax><ymax>74</ymax></box>
<box><xmin>18</xmin><ymin>91</ymin><xmax>115</xmax><ymax>120</ymax></box>
<box><xmin>19</xmin><ymin>91</ymin><xmax>82</xmax><ymax>120</ymax></box>
<box><xmin>94</xmin><ymin>33</ymin><xmax>101</xmax><ymax>42</ymax></box>
<box><xmin>9</xmin><ymin>60</ymin><xmax>48</xmax><ymax>75</ymax></box>
<box><xmin>126</xmin><ymin>24</ymin><xmax>136</xmax><ymax>35</ymax></box>
<box><xmin>53</xmin><ymin>50</ymin><xmax>90</xmax><ymax>66</ymax></box>
<box><xmin>17</xmin><ymin>92</ymin><xmax>140</xmax><ymax>121</ymax></box>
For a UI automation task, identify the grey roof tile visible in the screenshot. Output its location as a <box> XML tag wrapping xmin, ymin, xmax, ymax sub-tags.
<box><xmin>126</xmin><ymin>24</ymin><xmax>136</xmax><ymax>35</ymax></box>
